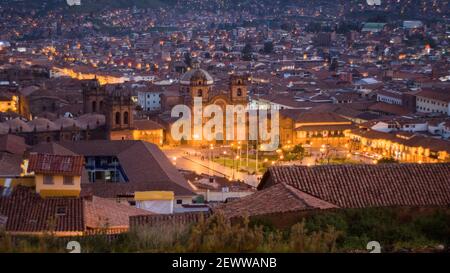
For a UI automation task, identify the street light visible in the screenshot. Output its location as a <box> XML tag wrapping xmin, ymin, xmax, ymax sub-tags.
<box><xmin>238</xmin><ymin>145</ymin><xmax>242</xmax><ymax>169</ymax></box>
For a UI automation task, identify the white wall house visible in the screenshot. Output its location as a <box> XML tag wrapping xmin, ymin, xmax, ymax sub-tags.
<box><xmin>415</xmin><ymin>91</ymin><xmax>450</xmax><ymax>116</ymax></box>
<box><xmin>138</xmin><ymin>90</ymin><xmax>162</xmax><ymax>112</ymax></box>
<box><xmin>371</xmin><ymin>120</ymin><xmax>428</xmax><ymax>133</ymax></box>
<box><xmin>429</xmin><ymin>121</ymin><xmax>450</xmax><ymax>139</ymax></box>
<box><xmin>135</xmin><ymin>191</ymin><xmax>174</xmax><ymax>214</ymax></box>
<box><xmin>376</xmin><ymin>91</ymin><xmax>402</xmax><ymax>105</ymax></box>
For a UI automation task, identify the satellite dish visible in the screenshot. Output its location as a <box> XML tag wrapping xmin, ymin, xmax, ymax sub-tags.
<box><xmin>366</xmin><ymin>0</ymin><xmax>381</xmax><ymax>5</ymax></box>
<box><xmin>66</xmin><ymin>0</ymin><xmax>81</xmax><ymax>6</ymax></box>
<box><xmin>64</xmin><ymin>112</ymin><xmax>74</xmax><ymax>118</ymax></box>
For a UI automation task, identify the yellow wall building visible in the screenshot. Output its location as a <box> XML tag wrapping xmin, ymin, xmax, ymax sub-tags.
<box><xmin>27</xmin><ymin>153</ymin><xmax>85</xmax><ymax>198</ymax></box>
<box><xmin>35</xmin><ymin>174</ymin><xmax>81</xmax><ymax>198</ymax></box>
<box><xmin>0</xmin><ymin>94</ymin><xmax>19</xmax><ymax>112</ymax></box>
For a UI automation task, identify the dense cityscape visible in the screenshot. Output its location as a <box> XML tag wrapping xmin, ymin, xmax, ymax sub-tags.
<box><xmin>0</xmin><ymin>0</ymin><xmax>449</xmax><ymax>255</ymax></box>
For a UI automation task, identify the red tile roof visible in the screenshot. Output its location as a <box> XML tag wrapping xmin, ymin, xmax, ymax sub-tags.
<box><xmin>133</xmin><ymin>119</ymin><xmax>164</xmax><ymax>131</ymax></box>
<box><xmin>416</xmin><ymin>89</ymin><xmax>450</xmax><ymax>103</ymax></box>
<box><xmin>260</xmin><ymin>164</ymin><xmax>450</xmax><ymax>208</ymax></box>
<box><xmin>0</xmin><ymin>134</ymin><xmax>28</xmax><ymax>155</ymax></box>
<box><xmin>57</xmin><ymin>141</ymin><xmax>195</xmax><ymax>197</ymax></box>
<box><xmin>130</xmin><ymin>212</ymin><xmax>209</xmax><ymax>229</ymax></box>
<box><xmin>0</xmin><ymin>186</ymin><xmax>84</xmax><ymax>234</ymax></box>
<box><xmin>28</xmin><ymin>153</ymin><xmax>84</xmax><ymax>176</ymax></box>
<box><xmin>84</xmin><ymin>196</ymin><xmax>153</xmax><ymax>229</ymax></box>
<box><xmin>215</xmin><ymin>183</ymin><xmax>337</xmax><ymax>218</ymax></box>
<box><xmin>368</xmin><ymin>102</ymin><xmax>411</xmax><ymax>115</ymax></box>
<box><xmin>0</xmin><ymin>186</ymin><xmax>154</xmax><ymax>235</ymax></box>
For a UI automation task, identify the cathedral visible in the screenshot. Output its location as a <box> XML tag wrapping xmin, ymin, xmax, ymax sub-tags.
<box><xmin>172</xmin><ymin>62</ymin><xmax>250</xmax><ymax>145</ymax></box>
<box><xmin>81</xmin><ymin>63</ymin><xmax>251</xmax><ymax>146</ymax></box>
<box><xmin>179</xmin><ymin>63</ymin><xmax>249</xmax><ymax>107</ymax></box>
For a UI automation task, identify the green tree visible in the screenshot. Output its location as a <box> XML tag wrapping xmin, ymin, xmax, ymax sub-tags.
<box><xmin>263</xmin><ymin>41</ymin><xmax>274</xmax><ymax>54</ymax></box>
<box><xmin>184</xmin><ymin>52</ymin><xmax>192</xmax><ymax>68</ymax></box>
<box><xmin>377</xmin><ymin>157</ymin><xmax>398</xmax><ymax>164</ymax></box>
<box><xmin>241</xmin><ymin>43</ymin><xmax>254</xmax><ymax>61</ymax></box>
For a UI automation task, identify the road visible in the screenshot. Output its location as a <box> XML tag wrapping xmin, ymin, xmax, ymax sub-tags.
<box><xmin>163</xmin><ymin>147</ymin><xmax>259</xmax><ymax>188</ymax></box>
<box><xmin>163</xmin><ymin>146</ymin><xmax>376</xmax><ymax>188</ymax></box>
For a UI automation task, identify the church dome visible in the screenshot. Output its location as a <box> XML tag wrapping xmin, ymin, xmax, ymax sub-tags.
<box><xmin>180</xmin><ymin>68</ymin><xmax>214</xmax><ymax>85</ymax></box>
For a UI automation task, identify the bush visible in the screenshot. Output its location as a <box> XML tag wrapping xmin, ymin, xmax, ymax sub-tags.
<box><xmin>1</xmin><ymin>208</ymin><xmax>448</xmax><ymax>253</ymax></box>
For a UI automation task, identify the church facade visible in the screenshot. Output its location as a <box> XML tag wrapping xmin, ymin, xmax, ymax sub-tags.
<box><xmin>171</xmin><ymin>65</ymin><xmax>250</xmax><ymax>145</ymax></box>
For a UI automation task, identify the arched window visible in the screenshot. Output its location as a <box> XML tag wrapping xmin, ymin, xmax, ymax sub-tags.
<box><xmin>92</xmin><ymin>101</ymin><xmax>97</xmax><ymax>112</ymax></box>
<box><xmin>237</xmin><ymin>88</ymin><xmax>242</xmax><ymax>96</ymax></box>
<box><xmin>99</xmin><ymin>101</ymin><xmax>103</xmax><ymax>112</ymax></box>
<box><xmin>115</xmin><ymin>112</ymin><xmax>121</xmax><ymax>125</ymax></box>
<box><xmin>123</xmin><ymin>112</ymin><xmax>129</xmax><ymax>125</ymax></box>
<box><xmin>197</xmin><ymin>89</ymin><xmax>203</xmax><ymax>97</ymax></box>
<box><xmin>237</xmin><ymin>80</ymin><xmax>242</xmax><ymax>85</ymax></box>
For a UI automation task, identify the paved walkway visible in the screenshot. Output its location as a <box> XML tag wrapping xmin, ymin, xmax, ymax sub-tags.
<box><xmin>164</xmin><ymin>147</ymin><xmax>259</xmax><ymax>188</ymax></box>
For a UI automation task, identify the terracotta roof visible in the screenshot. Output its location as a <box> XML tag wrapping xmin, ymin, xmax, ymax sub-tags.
<box><xmin>0</xmin><ymin>186</ymin><xmax>153</xmax><ymax>235</ymax></box>
<box><xmin>130</xmin><ymin>212</ymin><xmax>209</xmax><ymax>229</ymax></box>
<box><xmin>28</xmin><ymin>143</ymin><xmax>77</xmax><ymax>156</ymax></box>
<box><xmin>307</xmin><ymin>104</ymin><xmax>363</xmax><ymax>119</ymax></box>
<box><xmin>133</xmin><ymin>119</ymin><xmax>164</xmax><ymax>131</ymax></box>
<box><xmin>281</xmin><ymin>110</ymin><xmax>351</xmax><ymax>124</ymax></box>
<box><xmin>368</xmin><ymin>102</ymin><xmax>411</xmax><ymax>115</ymax></box>
<box><xmin>293</xmin><ymin>112</ymin><xmax>351</xmax><ymax>124</ymax></box>
<box><xmin>0</xmin><ymin>153</ymin><xmax>24</xmax><ymax>176</ymax></box>
<box><xmin>416</xmin><ymin>89</ymin><xmax>450</xmax><ymax>103</ymax></box>
<box><xmin>0</xmin><ymin>186</ymin><xmax>84</xmax><ymax>234</ymax></box>
<box><xmin>28</xmin><ymin>153</ymin><xmax>85</xmax><ymax>176</ymax></box>
<box><xmin>0</xmin><ymin>134</ymin><xmax>28</xmax><ymax>154</ymax></box>
<box><xmin>57</xmin><ymin>141</ymin><xmax>195</xmax><ymax>197</ymax></box>
<box><xmin>349</xmin><ymin>129</ymin><xmax>450</xmax><ymax>153</ymax></box>
<box><xmin>84</xmin><ymin>196</ymin><xmax>153</xmax><ymax>229</ymax></box>
<box><xmin>260</xmin><ymin>164</ymin><xmax>450</xmax><ymax>208</ymax></box>
<box><xmin>215</xmin><ymin>183</ymin><xmax>337</xmax><ymax>218</ymax></box>
<box><xmin>295</xmin><ymin>124</ymin><xmax>355</xmax><ymax>132</ymax></box>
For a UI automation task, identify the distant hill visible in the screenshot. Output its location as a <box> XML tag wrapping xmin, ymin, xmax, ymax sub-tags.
<box><xmin>0</xmin><ymin>0</ymin><xmax>171</xmax><ymax>11</ymax></box>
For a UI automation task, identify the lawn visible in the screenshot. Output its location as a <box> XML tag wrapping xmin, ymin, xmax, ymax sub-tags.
<box><xmin>212</xmin><ymin>156</ymin><xmax>267</xmax><ymax>174</ymax></box>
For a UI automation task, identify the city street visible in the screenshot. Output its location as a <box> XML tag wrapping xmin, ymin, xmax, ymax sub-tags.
<box><xmin>163</xmin><ymin>147</ymin><xmax>259</xmax><ymax>187</ymax></box>
<box><xmin>163</xmin><ymin>145</ymin><xmax>378</xmax><ymax>188</ymax></box>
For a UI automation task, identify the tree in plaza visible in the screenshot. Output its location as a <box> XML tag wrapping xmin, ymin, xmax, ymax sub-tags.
<box><xmin>286</xmin><ymin>144</ymin><xmax>305</xmax><ymax>161</ymax></box>
<box><xmin>262</xmin><ymin>41</ymin><xmax>274</xmax><ymax>54</ymax></box>
<box><xmin>184</xmin><ymin>52</ymin><xmax>192</xmax><ymax>68</ymax></box>
<box><xmin>377</xmin><ymin>157</ymin><xmax>399</xmax><ymax>164</ymax></box>
<box><xmin>241</xmin><ymin>43</ymin><xmax>254</xmax><ymax>61</ymax></box>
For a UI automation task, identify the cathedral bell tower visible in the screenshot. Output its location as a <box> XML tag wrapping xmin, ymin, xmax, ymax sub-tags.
<box><xmin>82</xmin><ymin>78</ymin><xmax>105</xmax><ymax>114</ymax></box>
<box><xmin>104</xmin><ymin>86</ymin><xmax>134</xmax><ymax>131</ymax></box>
<box><xmin>229</xmin><ymin>74</ymin><xmax>248</xmax><ymax>104</ymax></box>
